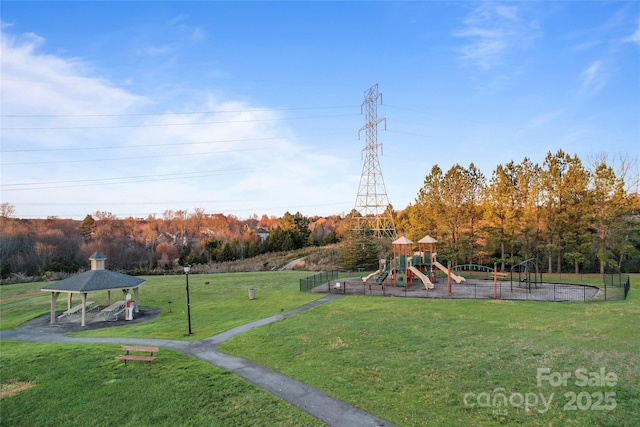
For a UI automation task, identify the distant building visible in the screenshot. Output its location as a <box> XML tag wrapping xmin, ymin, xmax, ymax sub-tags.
<box><xmin>256</xmin><ymin>227</ymin><xmax>270</xmax><ymax>243</ymax></box>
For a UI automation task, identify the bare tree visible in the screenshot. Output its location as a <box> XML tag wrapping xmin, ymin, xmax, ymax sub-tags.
<box><xmin>0</xmin><ymin>203</ymin><xmax>16</xmax><ymax>229</ymax></box>
<box><xmin>588</xmin><ymin>152</ymin><xmax>639</xmax><ymax>195</ymax></box>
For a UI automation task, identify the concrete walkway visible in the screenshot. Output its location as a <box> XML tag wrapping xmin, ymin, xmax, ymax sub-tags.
<box><xmin>0</xmin><ymin>295</ymin><xmax>397</xmax><ymax>427</ymax></box>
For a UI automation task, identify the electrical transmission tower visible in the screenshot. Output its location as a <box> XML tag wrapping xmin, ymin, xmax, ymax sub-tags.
<box><xmin>352</xmin><ymin>84</ymin><xmax>397</xmax><ymax>240</ymax></box>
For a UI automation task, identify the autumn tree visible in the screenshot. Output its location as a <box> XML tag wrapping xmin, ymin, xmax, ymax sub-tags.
<box><xmin>93</xmin><ymin>211</ymin><xmax>122</xmax><ymax>242</ymax></box>
<box><xmin>516</xmin><ymin>158</ymin><xmax>542</xmax><ymax>261</ymax></box>
<box><xmin>462</xmin><ymin>163</ymin><xmax>486</xmax><ymax>263</ymax></box>
<box><xmin>540</xmin><ymin>150</ymin><xmax>592</xmax><ymax>273</ymax></box>
<box><xmin>408</xmin><ymin>165</ymin><xmax>445</xmax><ymax>242</ymax></box>
<box><xmin>485</xmin><ymin>161</ymin><xmax>521</xmax><ymax>271</ymax></box>
<box><xmin>561</xmin><ymin>156</ymin><xmax>593</xmax><ymax>274</ymax></box>
<box><xmin>590</xmin><ymin>157</ymin><xmax>640</xmax><ymax>272</ymax></box>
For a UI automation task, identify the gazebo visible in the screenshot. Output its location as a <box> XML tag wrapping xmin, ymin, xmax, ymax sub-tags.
<box><xmin>41</xmin><ymin>251</ymin><xmax>145</xmax><ymax>326</ymax></box>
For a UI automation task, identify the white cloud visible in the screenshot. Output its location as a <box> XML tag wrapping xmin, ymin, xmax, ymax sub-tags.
<box><xmin>0</xmin><ymin>27</ymin><xmax>351</xmax><ymax>219</ymax></box>
<box><xmin>136</xmin><ymin>44</ymin><xmax>176</xmax><ymax>56</ymax></box>
<box><xmin>624</xmin><ymin>19</ymin><xmax>640</xmax><ymax>44</ymax></box>
<box><xmin>453</xmin><ymin>2</ymin><xmax>538</xmax><ymax>70</ymax></box>
<box><xmin>581</xmin><ymin>60</ymin><xmax>607</xmax><ymax>95</ymax></box>
<box><xmin>0</xmin><ymin>31</ymin><xmax>143</xmax><ymax>113</ymax></box>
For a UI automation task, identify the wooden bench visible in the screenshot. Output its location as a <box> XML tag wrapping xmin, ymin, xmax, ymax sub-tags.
<box><xmin>115</xmin><ymin>345</ymin><xmax>159</xmax><ymax>366</ymax></box>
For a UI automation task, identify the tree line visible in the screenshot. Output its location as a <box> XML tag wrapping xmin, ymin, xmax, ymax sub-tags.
<box><xmin>0</xmin><ymin>206</ymin><xmax>341</xmax><ymax>282</ymax></box>
<box><xmin>1</xmin><ymin>150</ymin><xmax>638</xmax><ymax>281</ymax></box>
<box><xmin>395</xmin><ymin>150</ymin><xmax>639</xmax><ymax>274</ymax></box>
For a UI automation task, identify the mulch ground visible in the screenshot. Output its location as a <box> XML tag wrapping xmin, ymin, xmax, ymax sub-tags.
<box><xmin>314</xmin><ymin>277</ymin><xmax>599</xmax><ymax>301</ymax></box>
<box><xmin>13</xmin><ymin>306</ymin><xmax>163</xmax><ymax>333</ymax></box>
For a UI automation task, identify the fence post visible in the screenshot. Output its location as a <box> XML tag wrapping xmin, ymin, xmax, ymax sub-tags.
<box><xmin>625</xmin><ymin>276</ymin><xmax>630</xmax><ymax>299</ymax></box>
<box><xmin>447</xmin><ymin>261</ymin><xmax>452</xmax><ymax>297</ymax></box>
<box><xmin>493</xmin><ymin>262</ymin><xmax>497</xmax><ymax>299</ymax></box>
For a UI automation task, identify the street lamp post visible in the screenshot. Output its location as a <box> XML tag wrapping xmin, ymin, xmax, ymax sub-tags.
<box><xmin>183</xmin><ymin>264</ymin><xmax>192</xmax><ymax>335</ymax></box>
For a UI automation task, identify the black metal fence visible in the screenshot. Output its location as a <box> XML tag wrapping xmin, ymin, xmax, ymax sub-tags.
<box><xmin>623</xmin><ymin>276</ymin><xmax>630</xmax><ymax>299</ymax></box>
<box><xmin>302</xmin><ymin>272</ymin><xmax>631</xmax><ymax>302</ymax></box>
<box><xmin>440</xmin><ymin>281</ymin><xmax>598</xmax><ymax>302</ymax></box>
<box><xmin>363</xmin><ymin>280</ymin><xmax>629</xmax><ymax>302</ymax></box>
<box><xmin>300</xmin><ymin>270</ymin><xmax>339</xmax><ymax>292</ymax></box>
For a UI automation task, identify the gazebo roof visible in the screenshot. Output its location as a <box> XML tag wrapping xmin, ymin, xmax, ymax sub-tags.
<box><xmin>41</xmin><ymin>270</ymin><xmax>144</xmax><ymax>293</ymax></box>
<box><xmin>89</xmin><ymin>250</ymin><xmax>107</xmax><ymax>260</ymax></box>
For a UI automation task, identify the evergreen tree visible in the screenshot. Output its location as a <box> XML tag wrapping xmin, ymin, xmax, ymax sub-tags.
<box><xmin>80</xmin><ymin>214</ymin><xmax>96</xmax><ymax>241</ymax></box>
<box><xmin>338</xmin><ymin>228</ymin><xmax>381</xmax><ymax>271</ymax></box>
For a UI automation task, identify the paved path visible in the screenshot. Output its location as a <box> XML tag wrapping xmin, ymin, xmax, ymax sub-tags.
<box><xmin>0</xmin><ymin>295</ymin><xmax>397</xmax><ymax>427</ymax></box>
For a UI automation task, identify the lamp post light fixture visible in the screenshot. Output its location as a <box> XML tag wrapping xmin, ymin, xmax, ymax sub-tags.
<box><xmin>183</xmin><ymin>264</ymin><xmax>192</xmax><ymax>335</ymax></box>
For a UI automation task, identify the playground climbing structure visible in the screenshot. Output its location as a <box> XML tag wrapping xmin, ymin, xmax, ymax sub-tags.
<box><xmin>363</xmin><ymin>235</ymin><xmax>465</xmax><ymax>290</ymax></box>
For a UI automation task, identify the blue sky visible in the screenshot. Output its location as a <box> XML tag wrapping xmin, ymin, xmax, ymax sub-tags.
<box><xmin>1</xmin><ymin>1</ymin><xmax>639</xmax><ymax>220</ymax></box>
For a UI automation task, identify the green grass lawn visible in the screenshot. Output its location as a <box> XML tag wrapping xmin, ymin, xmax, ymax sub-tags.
<box><xmin>0</xmin><ymin>341</ymin><xmax>322</xmax><ymax>426</ymax></box>
<box><xmin>1</xmin><ymin>271</ymin><xmax>638</xmax><ymax>426</ymax></box>
<box><xmin>219</xmin><ymin>280</ymin><xmax>640</xmax><ymax>426</ymax></box>
<box><xmin>1</xmin><ymin>271</ymin><xmax>325</xmax><ymax>338</ymax></box>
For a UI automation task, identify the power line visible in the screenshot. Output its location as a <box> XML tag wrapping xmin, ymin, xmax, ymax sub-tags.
<box><xmin>10</xmin><ymin>201</ymin><xmax>354</xmax><ymax>220</ymax></box>
<box><xmin>382</xmin><ymin>103</ymin><xmax>432</xmax><ymax>115</ymax></box>
<box><xmin>1</xmin><ymin>105</ymin><xmax>358</xmax><ymax>118</ymax></box>
<box><xmin>1</xmin><ymin>113</ymin><xmax>360</xmax><ymax>130</ymax></box>
<box><xmin>1</xmin><ymin>146</ymin><xmax>264</xmax><ymax>166</ymax></box>
<box><xmin>1</xmin><ymin>131</ymin><xmax>352</xmax><ymax>154</ymax></box>
<box><xmin>12</xmin><ymin>200</ymin><xmax>351</xmax><ymax>208</ymax></box>
<box><xmin>0</xmin><ymin>167</ymin><xmax>261</xmax><ymax>191</ymax></box>
<box><xmin>1</xmin><ymin>146</ymin><xmax>268</xmax><ymax>166</ymax></box>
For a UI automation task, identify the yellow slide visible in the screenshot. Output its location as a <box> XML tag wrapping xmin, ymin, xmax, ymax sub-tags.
<box><xmin>408</xmin><ymin>266</ymin><xmax>434</xmax><ymax>290</ymax></box>
<box><xmin>433</xmin><ymin>261</ymin><xmax>466</xmax><ymax>283</ymax></box>
<box><xmin>362</xmin><ymin>270</ymin><xmax>381</xmax><ymax>282</ymax></box>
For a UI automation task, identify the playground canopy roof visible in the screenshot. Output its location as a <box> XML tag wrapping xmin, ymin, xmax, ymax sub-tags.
<box><xmin>393</xmin><ymin>236</ymin><xmax>413</xmax><ymax>245</ymax></box>
<box><xmin>418</xmin><ymin>235</ymin><xmax>438</xmax><ymax>244</ymax></box>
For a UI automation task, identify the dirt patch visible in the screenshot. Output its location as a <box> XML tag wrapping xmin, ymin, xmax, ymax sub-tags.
<box><xmin>0</xmin><ymin>380</ymin><xmax>35</xmax><ymax>399</ymax></box>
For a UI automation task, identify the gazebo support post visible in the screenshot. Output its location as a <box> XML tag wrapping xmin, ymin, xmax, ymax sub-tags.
<box><xmin>67</xmin><ymin>292</ymin><xmax>73</xmax><ymax>310</ymax></box>
<box><xmin>133</xmin><ymin>287</ymin><xmax>140</xmax><ymax>313</ymax></box>
<box><xmin>50</xmin><ymin>292</ymin><xmax>60</xmax><ymax>324</ymax></box>
<box><xmin>81</xmin><ymin>293</ymin><xmax>88</xmax><ymax>327</ymax></box>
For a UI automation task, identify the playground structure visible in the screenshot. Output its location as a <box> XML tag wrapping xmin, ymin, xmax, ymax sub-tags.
<box><xmin>309</xmin><ymin>251</ymin><xmax>624</xmax><ymax>302</ymax></box>
<box><xmin>451</xmin><ymin>258</ymin><xmax>541</xmax><ymax>292</ymax></box>
<box><xmin>510</xmin><ymin>258</ymin><xmax>542</xmax><ymax>292</ymax></box>
<box><xmin>308</xmin><ymin>244</ymin><xmax>624</xmax><ymax>302</ymax></box>
<box><xmin>362</xmin><ymin>235</ymin><xmax>465</xmax><ymax>291</ymax></box>
<box><xmin>329</xmin><ymin>235</ymin><xmax>624</xmax><ymax>303</ymax></box>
